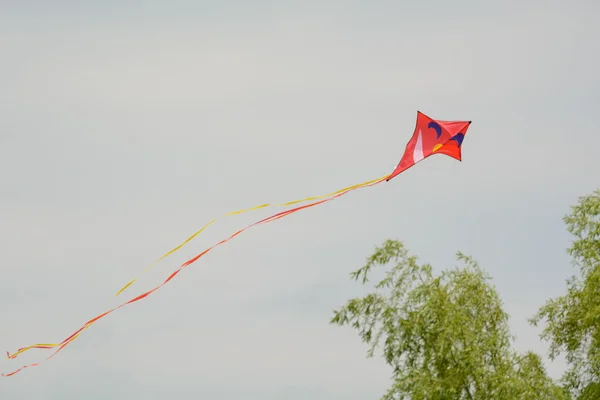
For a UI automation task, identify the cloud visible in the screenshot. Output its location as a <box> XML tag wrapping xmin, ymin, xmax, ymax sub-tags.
<box><xmin>1</xmin><ymin>1</ymin><xmax>598</xmax><ymax>398</ymax></box>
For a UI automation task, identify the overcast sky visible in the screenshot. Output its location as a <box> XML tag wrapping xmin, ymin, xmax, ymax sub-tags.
<box><xmin>1</xmin><ymin>1</ymin><xmax>599</xmax><ymax>399</ymax></box>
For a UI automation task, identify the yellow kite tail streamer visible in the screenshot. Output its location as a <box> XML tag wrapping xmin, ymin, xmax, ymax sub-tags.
<box><xmin>115</xmin><ymin>175</ymin><xmax>388</xmax><ymax>296</ymax></box>
<box><xmin>2</xmin><ymin>175</ymin><xmax>388</xmax><ymax>377</ymax></box>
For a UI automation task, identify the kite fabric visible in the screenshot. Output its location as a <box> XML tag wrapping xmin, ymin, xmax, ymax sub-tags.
<box><xmin>387</xmin><ymin>111</ymin><xmax>471</xmax><ymax>180</ymax></box>
<box><xmin>2</xmin><ymin>111</ymin><xmax>472</xmax><ymax>377</ymax></box>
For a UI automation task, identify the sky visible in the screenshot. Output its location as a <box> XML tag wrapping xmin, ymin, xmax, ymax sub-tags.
<box><xmin>1</xmin><ymin>0</ymin><xmax>599</xmax><ymax>398</ymax></box>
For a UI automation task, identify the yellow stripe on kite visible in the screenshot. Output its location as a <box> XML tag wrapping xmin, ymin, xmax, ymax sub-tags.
<box><xmin>115</xmin><ymin>175</ymin><xmax>388</xmax><ymax>296</ymax></box>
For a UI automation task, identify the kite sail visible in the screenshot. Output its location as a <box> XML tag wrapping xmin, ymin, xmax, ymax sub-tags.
<box><xmin>387</xmin><ymin>111</ymin><xmax>471</xmax><ymax>180</ymax></box>
<box><xmin>2</xmin><ymin>111</ymin><xmax>472</xmax><ymax>377</ymax></box>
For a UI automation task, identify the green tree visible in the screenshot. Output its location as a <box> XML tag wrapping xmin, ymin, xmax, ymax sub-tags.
<box><xmin>530</xmin><ymin>189</ymin><xmax>600</xmax><ymax>399</ymax></box>
<box><xmin>331</xmin><ymin>239</ymin><xmax>567</xmax><ymax>399</ymax></box>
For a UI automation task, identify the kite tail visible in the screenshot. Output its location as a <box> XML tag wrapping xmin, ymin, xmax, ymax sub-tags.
<box><xmin>2</xmin><ymin>175</ymin><xmax>388</xmax><ymax>377</ymax></box>
<box><xmin>114</xmin><ymin>175</ymin><xmax>389</xmax><ymax>297</ymax></box>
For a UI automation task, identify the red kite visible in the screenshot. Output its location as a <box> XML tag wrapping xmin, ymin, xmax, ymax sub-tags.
<box><xmin>3</xmin><ymin>111</ymin><xmax>472</xmax><ymax>377</ymax></box>
<box><xmin>387</xmin><ymin>111</ymin><xmax>472</xmax><ymax>181</ymax></box>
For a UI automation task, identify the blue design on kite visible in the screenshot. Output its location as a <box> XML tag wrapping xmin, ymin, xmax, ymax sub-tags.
<box><xmin>428</xmin><ymin>121</ymin><xmax>442</xmax><ymax>138</ymax></box>
<box><xmin>451</xmin><ymin>133</ymin><xmax>464</xmax><ymax>147</ymax></box>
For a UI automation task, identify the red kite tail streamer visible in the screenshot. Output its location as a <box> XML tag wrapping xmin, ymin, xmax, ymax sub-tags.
<box><xmin>2</xmin><ymin>175</ymin><xmax>389</xmax><ymax>377</ymax></box>
<box><xmin>114</xmin><ymin>175</ymin><xmax>388</xmax><ymax>297</ymax></box>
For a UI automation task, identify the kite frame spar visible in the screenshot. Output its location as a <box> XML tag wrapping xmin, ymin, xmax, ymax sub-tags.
<box><xmin>2</xmin><ymin>111</ymin><xmax>472</xmax><ymax>377</ymax></box>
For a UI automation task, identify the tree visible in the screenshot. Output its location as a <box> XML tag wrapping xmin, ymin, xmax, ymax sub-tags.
<box><xmin>530</xmin><ymin>189</ymin><xmax>600</xmax><ymax>399</ymax></box>
<box><xmin>330</xmin><ymin>239</ymin><xmax>567</xmax><ymax>399</ymax></box>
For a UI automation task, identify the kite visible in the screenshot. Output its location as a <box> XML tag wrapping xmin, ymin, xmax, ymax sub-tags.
<box><xmin>2</xmin><ymin>111</ymin><xmax>472</xmax><ymax>377</ymax></box>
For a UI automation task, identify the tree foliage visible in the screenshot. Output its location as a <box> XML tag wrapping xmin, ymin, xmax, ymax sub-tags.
<box><xmin>530</xmin><ymin>189</ymin><xmax>600</xmax><ymax>399</ymax></box>
<box><xmin>331</xmin><ymin>240</ymin><xmax>567</xmax><ymax>400</ymax></box>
